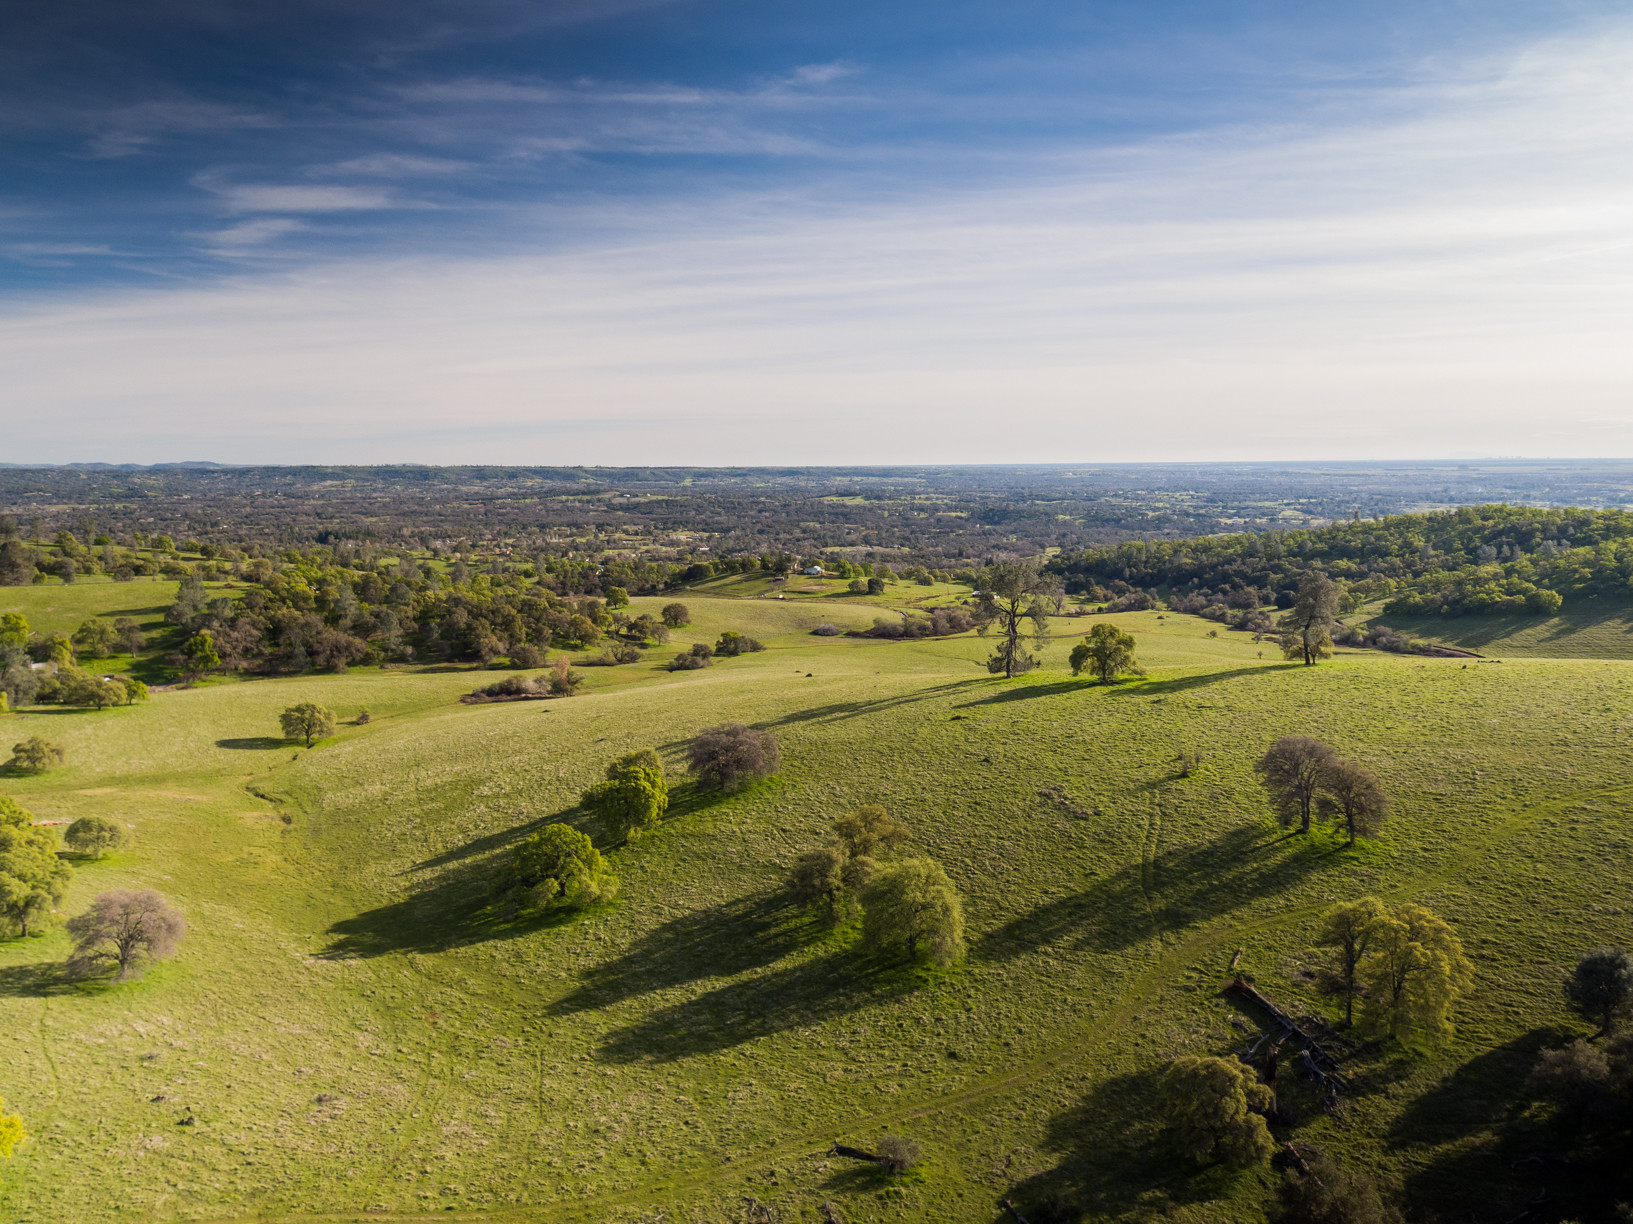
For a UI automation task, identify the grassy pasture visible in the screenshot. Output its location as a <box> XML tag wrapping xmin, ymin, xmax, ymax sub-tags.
<box><xmin>0</xmin><ymin>577</ymin><xmax>182</xmax><ymax>641</ymax></box>
<box><xmin>1370</xmin><ymin>596</ymin><xmax>1633</xmax><ymax>660</ymax></box>
<box><xmin>0</xmin><ymin>595</ymin><xmax>1629</xmax><ymax>1221</ymax></box>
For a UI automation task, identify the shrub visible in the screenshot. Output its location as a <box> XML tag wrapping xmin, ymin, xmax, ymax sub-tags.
<box><xmin>64</xmin><ymin>815</ymin><xmax>130</xmax><ymax>858</ymax></box>
<box><xmin>7</xmin><ymin>736</ymin><xmax>65</xmax><ymax>774</ymax></box>
<box><xmin>714</xmin><ymin>631</ymin><xmax>765</xmax><ymax>657</ymax></box>
<box><xmin>874</xmin><ymin>1136</ymin><xmax>922</xmax><ymax>1174</ymax></box>
<box><xmin>1527</xmin><ymin>1038</ymin><xmax>1619</xmax><ymax>1127</ymax></box>
<box><xmin>548</xmin><ymin>654</ymin><xmax>584</xmax><ymax>696</ymax></box>
<box><xmin>688</xmin><ymin>722</ymin><xmax>779</xmax><ymax>791</ymax></box>
<box><xmin>66</xmin><ymin>889</ymin><xmax>186</xmax><ymax>980</ymax></box>
<box><xmin>589</xmin><ymin>642</ymin><xmax>643</xmax><ymax>666</ymax></box>
<box><xmin>670</xmin><ymin>643</ymin><xmax>713</xmax><ymax>671</ymax></box>
<box><xmin>469</xmin><ymin>675</ymin><xmax>546</xmax><ymax>699</ymax></box>
<box><xmin>813</xmin><ymin>623</ymin><xmax>842</xmax><ymax>636</ymax></box>
<box><xmin>510</xmin><ymin>643</ymin><xmax>546</xmax><ymax>669</ymax></box>
<box><xmin>661</xmin><ymin>603</ymin><xmax>691</xmax><ymax>628</ymax></box>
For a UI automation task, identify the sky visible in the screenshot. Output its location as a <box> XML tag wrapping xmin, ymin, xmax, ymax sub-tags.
<box><xmin>3</xmin><ymin>0</ymin><xmax>1632</xmax><ymax>464</ymax></box>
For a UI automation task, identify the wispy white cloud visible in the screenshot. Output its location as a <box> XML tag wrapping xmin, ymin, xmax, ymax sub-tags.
<box><xmin>83</xmin><ymin>99</ymin><xmax>277</xmax><ymax>158</ymax></box>
<box><xmin>200</xmin><ymin>182</ymin><xmax>401</xmax><ymax>213</ymax></box>
<box><xmin>5</xmin><ymin>22</ymin><xmax>1633</xmax><ymax>462</ymax></box>
<box><xmin>195</xmin><ymin>217</ymin><xmax>307</xmax><ymax>255</ymax></box>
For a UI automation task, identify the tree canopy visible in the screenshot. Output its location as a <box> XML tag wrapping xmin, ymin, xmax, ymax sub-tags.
<box><xmin>1317</xmin><ymin>758</ymin><xmax>1390</xmax><ymax>847</ymax></box>
<box><xmin>688</xmin><ymin>722</ymin><xmax>780</xmax><ymax>792</ymax></box>
<box><xmin>64</xmin><ymin>815</ymin><xmax>131</xmax><ymax>859</ymax></box>
<box><xmin>1566</xmin><ymin>946</ymin><xmax>1633</xmax><ymax>1036</ymax></box>
<box><xmin>977</xmin><ymin>560</ymin><xmax>1054</xmax><ymax>678</ymax></box>
<box><xmin>1069</xmin><ymin>622</ymin><xmax>1140</xmax><ymax>683</ymax></box>
<box><xmin>582</xmin><ymin>750</ymin><xmax>668</xmax><ymax>841</ymax></box>
<box><xmin>1161</xmin><ymin>1055</ymin><xmax>1274</xmax><ymax>1167</ymax></box>
<box><xmin>1358</xmin><ymin>901</ymin><xmax>1474</xmax><ymax>1043</ymax></box>
<box><xmin>0</xmin><ymin>799</ymin><xmax>72</xmax><ymax>938</ymax></box>
<box><xmin>7</xmin><ymin>736</ymin><xmax>65</xmax><ymax>774</ymax></box>
<box><xmin>503</xmin><ymin>824</ymin><xmax>616</xmax><ymax>910</ymax></box>
<box><xmin>861</xmin><ymin>857</ymin><xmax>964</xmax><ymax>967</ymax></box>
<box><xmin>66</xmin><ymin>889</ymin><xmax>186</xmax><ymax>980</ymax></box>
<box><xmin>279</xmin><ymin>702</ymin><xmax>337</xmax><ymax>748</ymax></box>
<box><xmin>1255</xmin><ymin>736</ymin><xmax>1338</xmax><ymax>834</ymax></box>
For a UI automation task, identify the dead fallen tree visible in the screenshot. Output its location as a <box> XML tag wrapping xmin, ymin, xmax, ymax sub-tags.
<box><xmin>829</xmin><ymin>1137</ymin><xmax>921</xmax><ymax>1174</ymax></box>
<box><xmin>1226</xmin><ymin>975</ymin><xmax>1351</xmax><ymax>1109</ymax></box>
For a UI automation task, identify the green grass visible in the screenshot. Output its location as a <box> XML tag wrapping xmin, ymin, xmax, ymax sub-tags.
<box><xmin>1371</xmin><ymin>595</ymin><xmax>1633</xmax><ymax>659</ymax></box>
<box><xmin>0</xmin><ymin>578</ymin><xmax>182</xmax><ymax>641</ymax></box>
<box><xmin>1</xmin><ymin>594</ymin><xmax>1630</xmax><ymax>1221</ymax></box>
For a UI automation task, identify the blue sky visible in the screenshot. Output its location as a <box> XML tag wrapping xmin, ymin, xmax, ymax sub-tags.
<box><xmin>4</xmin><ymin>0</ymin><xmax>1632</xmax><ymax>462</ymax></box>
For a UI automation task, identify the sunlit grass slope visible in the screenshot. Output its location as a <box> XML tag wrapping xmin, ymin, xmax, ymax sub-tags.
<box><xmin>0</xmin><ymin>598</ymin><xmax>1628</xmax><ymax>1222</ymax></box>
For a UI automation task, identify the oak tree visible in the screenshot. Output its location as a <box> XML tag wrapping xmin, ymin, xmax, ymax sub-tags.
<box><xmin>1255</xmin><ymin>736</ymin><xmax>1338</xmax><ymax>834</ymax></box>
<box><xmin>861</xmin><ymin>857</ymin><xmax>964</xmax><ymax>967</ymax></box>
<box><xmin>279</xmin><ymin>702</ymin><xmax>337</xmax><ymax>747</ymax></box>
<box><xmin>66</xmin><ymin>889</ymin><xmax>186</xmax><ymax>980</ymax></box>
<box><xmin>1161</xmin><ymin>1055</ymin><xmax>1274</xmax><ymax>1167</ymax></box>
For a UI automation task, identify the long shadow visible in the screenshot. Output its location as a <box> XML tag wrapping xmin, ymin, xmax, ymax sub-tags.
<box><xmin>1391</xmin><ymin>1026</ymin><xmax>1633</xmax><ymax>1222</ymax></box>
<box><xmin>321</xmin><ymin>849</ymin><xmax>567</xmax><ymax>958</ymax></box>
<box><xmin>1005</xmin><ymin>1065</ymin><xmax>1240</xmax><ymax>1222</ymax></box>
<box><xmin>215</xmin><ymin>737</ymin><xmax>286</xmax><ymax>750</ymax></box>
<box><xmin>976</xmin><ymin>823</ymin><xmax>1331</xmax><ymax>961</ymax></box>
<box><xmin>711</xmin><ymin>681</ymin><xmax>982</xmax><ymax>732</ymax></box>
<box><xmin>595</xmin><ymin>947</ymin><xmax>912</xmax><ymax>1064</ymax></box>
<box><xmin>1109</xmin><ymin>665</ymin><xmax>1292</xmax><ymax>698</ymax></box>
<box><xmin>408</xmin><ymin>809</ymin><xmax>574</xmax><ymax>873</ymax></box>
<box><xmin>0</xmin><ymin>960</ymin><xmax>80</xmax><ymax>998</ymax></box>
<box><xmin>550</xmin><ymin>893</ymin><xmax>810</xmax><ymax>1016</ymax></box>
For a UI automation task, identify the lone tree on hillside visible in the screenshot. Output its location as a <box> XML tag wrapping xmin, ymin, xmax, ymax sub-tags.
<box><xmin>501</xmin><ymin>824</ymin><xmax>616</xmax><ymax>910</ymax></box>
<box><xmin>1317</xmin><ymin>758</ymin><xmax>1390</xmax><ymax>847</ymax></box>
<box><xmin>1566</xmin><ymin>946</ymin><xmax>1633</xmax><ymax>1036</ymax></box>
<box><xmin>1360</xmin><ymin>901</ymin><xmax>1474</xmax><ymax>1042</ymax></box>
<box><xmin>688</xmin><ymin>722</ymin><xmax>780</xmax><ymax>792</ymax></box>
<box><xmin>1315</xmin><ymin>897</ymin><xmax>1386</xmax><ymax>1027</ymax></box>
<box><xmin>977</xmin><ymin>560</ymin><xmax>1057</xmax><ymax>678</ymax></box>
<box><xmin>66</xmin><ymin>889</ymin><xmax>186</xmax><ymax>981</ymax></box>
<box><xmin>661</xmin><ymin>603</ymin><xmax>691</xmax><ymax>628</ymax></box>
<box><xmin>1279</xmin><ymin>571</ymin><xmax>1342</xmax><ymax>665</ymax></box>
<box><xmin>861</xmin><ymin>857</ymin><xmax>965</xmax><ymax>967</ymax></box>
<box><xmin>582</xmin><ymin>749</ymin><xmax>668</xmax><ymax>841</ymax></box>
<box><xmin>7</xmin><ymin>736</ymin><xmax>65</xmax><ymax>774</ymax></box>
<box><xmin>1255</xmin><ymin>736</ymin><xmax>1338</xmax><ymax>834</ymax></box>
<box><xmin>64</xmin><ymin>815</ymin><xmax>131</xmax><ymax>859</ymax></box>
<box><xmin>279</xmin><ymin>702</ymin><xmax>337</xmax><ymax>748</ymax></box>
<box><xmin>832</xmin><ymin>804</ymin><xmax>911</xmax><ymax>859</ymax></box>
<box><xmin>0</xmin><ymin>798</ymin><xmax>73</xmax><ymax>938</ymax></box>
<box><xmin>1069</xmin><ymin>622</ymin><xmax>1141</xmax><ymax>684</ymax></box>
<box><xmin>1161</xmin><ymin>1055</ymin><xmax>1274</xmax><ymax>1167</ymax></box>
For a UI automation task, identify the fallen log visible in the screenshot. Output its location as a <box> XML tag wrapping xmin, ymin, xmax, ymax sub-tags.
<box><xmin>1226</xmin><ymin>976</ymin><xmax>1350</xmax><ymax>1086</ymax></box>
<box><xmin>1001</xmin><ymin>1199</ymin><xmax>1033</xmax><ymax>1224</ymax></box>
<box><xmin>831</xmin><ymin>1143</ymin><xmax>880</xmax><ymax>1163</ymax></box>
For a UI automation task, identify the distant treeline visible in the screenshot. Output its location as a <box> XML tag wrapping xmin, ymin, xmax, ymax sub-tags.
<box><xmin>1048</xmin><ymin>504</ymin><xmax>1633</xmax><ymax>617</ymax></box>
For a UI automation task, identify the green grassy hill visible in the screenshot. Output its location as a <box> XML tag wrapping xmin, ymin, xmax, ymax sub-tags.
<box><xmin>1</xmin><ymin>598</ymin><xmax>1629</xmax><ymax>1221</ymax></box>
<box><xmin>1367</xmin><ymin>596</ymin><xmax>1633</xmax><ymax>659</ymax></box>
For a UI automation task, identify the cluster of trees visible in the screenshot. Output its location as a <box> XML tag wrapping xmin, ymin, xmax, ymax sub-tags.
<box><xmin>2</xmin><ymin>797</ymin><xmax>169</xmax><ymax>986</ymax></box>
<box><xmin>1256</xmin><ymin>736</ymin><xmax>1389</xmax><ymax>846</ymax></box>
<box><xmin>1</xmin><ymin>610</ymin><xmax>150</xmax><ymax>710</ymax></box>
<box><xmin>1051</xmin><ymin>504</ymin><xmax>1633</xmax><ymax>619</ymax></box>
<box><xmin>668</xmin><ymin>630</ymin><xmax>766</xmax><ymax>672</ymax></box>
<box><xmin>1315</xmin><ymin>898</ymin><xmax>1473</xmax><ymax>1037</ymax></box>
<box><xmin>858</xmin><ymin>606</ymin><xmax>980</xmax><ymax>639</ymax></box>
<box><xmin>466</xmin><ymin>657</ymin><xmax>585</xmax><ymax>700</ymax></box>
<box><xmin>786</xmin><ymin>805</ymin><xmax>966</xmax><ymax>968</ymax></box>
<box><xmin>6</xmin><ymin>736</ymin><xmax>65</xmax><ymax>774</ymax></box>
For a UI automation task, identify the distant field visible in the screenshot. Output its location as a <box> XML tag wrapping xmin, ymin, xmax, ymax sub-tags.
<box><xmin>1368</xmin><ymin>595</ymin><xmax>1633</xmax><ymax>659</ymax></box>
<box><xmin>0</xmin><ymin>577</ymin><xmax>181</xmax><ymax>640</ymax></box>
<box><xmin>2</xmin><ymin>592</ymin><xmax>1630</xmax><ymax>1221</ymax></box>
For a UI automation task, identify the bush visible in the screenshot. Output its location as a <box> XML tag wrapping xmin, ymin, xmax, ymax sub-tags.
<box><xmin>670</xmin><ymin>643</ymin><xmax>713</xmax><ymax>671</ymax></box>
<box><xmin>1271</xmin><ymin>1149</ymin><xmax>1399</xmax><ymax>1224</ymax></box>
<box><xmin>714</xmin><ymin>631</ymin><xmax>765</xmax><ymax>657</ymax></box>
<box><xmin>64</xmin><ymin>816</ymin><xmax>130</xmax><ymax>858</ymax></box>
<box><xmin>588</xmin><ymin>642</ymin><xmax>642</xmax><ymax>666</ymax></box>
<box><xmin>874</xmin><ymin>1136</ymin><xmax>922</xmax><ymax>1174</ymax></box>
<box><xmin>469</xmin><ymin>675</ymin><xmax>546</xmax><ymax>699</ymax></box>
<box><xmin>548</xmin><ymin>654</ymin><xmax>584</xmax><ymax>696</ymax></box>
<box><xmin>813</xmin><ymin>623</ymin><xmax>842</xmax><ymax>636</ymax></box>
<box><xmin>7</xmin><ymin>736</ymin><xmax>65</xmax><ymax>774</ymax></box>
<box><xmin>510</xmin><ymin>643</ymin><xmax>546</xmax><ymax>669</ymax></box>
<box><xmin>688</xmin><ymin>722</ymin><xmax>780</xmax><ymax>791</ymax></box>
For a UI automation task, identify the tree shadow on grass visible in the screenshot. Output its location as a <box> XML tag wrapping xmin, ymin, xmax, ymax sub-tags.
<box><xmin>1382</xmin><ymin>1025</ymin><xmax>1633</xmax><ymax>1222</ymax></box>
<box><xmin>595</xmin><ymin>947</ymin><xmax>915</xmax><ymax>1064</ymax></box>
<box><xmin>755</xmin><ymin>681</ymin><xmax>984</xmax><ymax>727</ymax></box>
<box><xmin>551</xmin><ymin>893</ymin><xmax>811</xmax><ymax>1016</ymax></box>
<box><xmin>0</xmin><ymin>960</ymin><xmax>81</xmax><ymax>998</ymax></box>
<box><xmin>1005</xmin><ymin>1066</ymin><xmax>1247</xmax><ymax>1222</ymax></box>
<box><xmin>215</xmin><ymin>737</ymin><xmax>286</xmax><ymax>750</ymax></box>
<box><xmin>976</xmin><ymin>823</ymin><xmax>1333</xmax><ymax>961</ymax></box>
<box><xmin>320</xmin><ymin>849</ymin><xmax>576</xmax><ymax>958</ymax></box>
